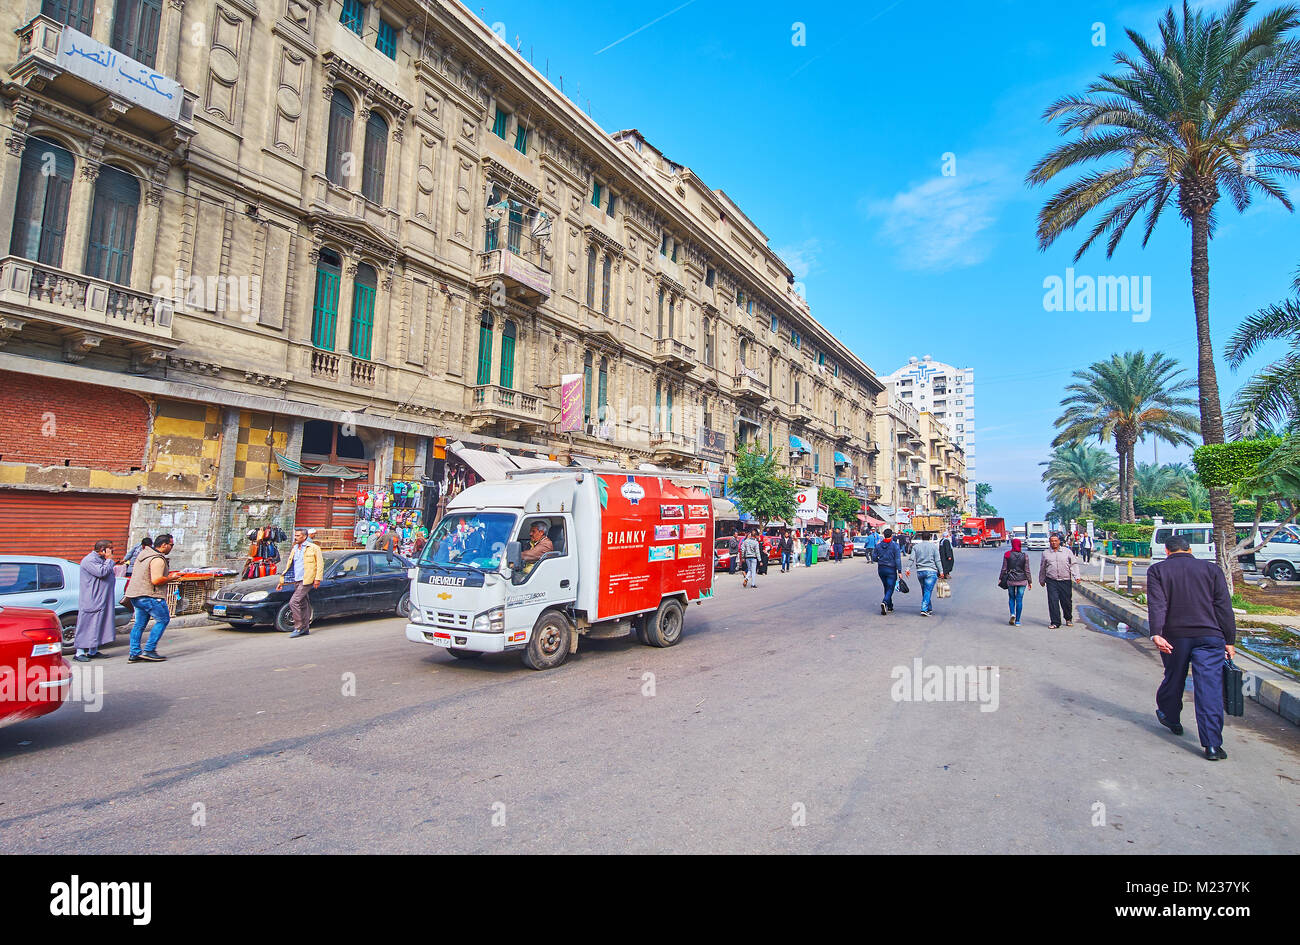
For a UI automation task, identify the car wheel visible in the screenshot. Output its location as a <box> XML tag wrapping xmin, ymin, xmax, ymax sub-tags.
<box><xmin>1267</xmin><ymin>561</ymin><xmax>1297</xmax><ymax>582</ymax></box>
<box><xmin>59</xmin><ymin>612</ymin><xmax>77</xmax><ymax>646</ymax></box>
<box><xmin>395</xmin><ymin>591</ymin><xmax>411</xmax><ymax>618</ymax></box>
<box><xmin>448</xmin><ymin>648</ymin><xmax>482</xmax><ymax>660</ymax></box>
<box><xmin>642</xmin><ymin>597</ymin><xmax>685</xmax><ymax>648</ymax></box>
<box><xmin>274</xmin><ymin>604</ymin><xmax>295</xmax><ymax>633</ymax></box>
<box><xmin>522</xmin><ymin>611</ymin><xmax>571</xmax><ymax>670</ymax></box>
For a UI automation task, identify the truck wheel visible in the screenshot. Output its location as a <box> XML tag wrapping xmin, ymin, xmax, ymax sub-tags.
<box><xmin>523</xmin><ymin>612</ymin><xmax>571</xmax><ymax>670</ymax></box>
<box><xmin>642</xmin><ymin>597</ymin><xmax>684</xmax><ymax>648</ymax></box>
<box><xmin>448</xmin><ymin>648</ymin><xmax>482</xmax><ymax>660</ymax></box>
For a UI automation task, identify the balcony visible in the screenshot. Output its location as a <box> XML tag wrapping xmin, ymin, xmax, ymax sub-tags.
<box><xmin>794</xmin><ymin>466</ymin><xmax>815</xmax><ymax>485</ymax></box>
<box><xmin>833</xmin><ymin>423</ymin><xmax>853</xmax><ymax>443</ymax></box>
<box><xmin>896</xmin><ymin>438</ymin><xmax>916</xmax><ymax>457</ymax></box>
<box><xmin>653</xmin><ymin>337</ymin><xmax>697</xmax><ymax>372</ymax></box>
<box><xmin>649</xmin><ymin>430</ymin><xmax>697</xmax><ymax>463</ymax></box>
<box><xmin>476</xmin><ymin>225</ymin><xmax>551</xmax><ymax>303</ymax></box>
<box><xmin>0</xmin><ymin>256</ymin><xmax>178</xmax><ymax>370</ymax></box>
<box><xmin>733</xmin><ymin>368</ymin><xmax>769</xmax><ymax>403</ymax></box>
<box><xmin>789</xmin><ymin>403</ymin><xmax>814</xmax><ymax>425</ymax></box>
<box><xmin>471</xmin><ymin>384</ymin><xmax>547</xmax><ymax>432</ymax></box>
<box><xmin>865</xmin><ymin>484</ymin><xmax>883</xmax><ymax>501</ymax></box>
<box><xmin>11</xmin><ymin>16</ymin><xmax>196</xmax><ymax>147</ymax></box>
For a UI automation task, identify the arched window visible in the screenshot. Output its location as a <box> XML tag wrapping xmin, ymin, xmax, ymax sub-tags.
<box><xmin>500</xmin><ymin>319</ymin><xmax>517</xmax><ymax>389</ymax></box>
<box><xmin>655</xmin><ymin>380</ymin><xmax>662</xmax><ymax>432</ymax></box>
<box><xmin>583</xmin><ymin>352</ymin><xmax>594</xmax><ymax>423</ymax></box>
<box><xmin>10</xmin><ymin>136</ymin><xmax>74</xmax><ymax>267</ymax></box>
<box><xmin>703</xmin><ymin>318</ymin><xmax>713</xmax><ymax>367</ymax></box>
<box><xmin>325</xmin><ymin>91</ymin><xmax>354</xmax><ymax>186</ymax></box>
<box><xmin>475</xmin><ymin>311</ymin><xmax>494</xmax><ymax>386</ymax></box>
<box><xmin>656</xmin><ymin>288</ymin><xmax>664</xmax><ymax>337</ymax></box>
<box><xmin>597</xmin><ymin>357</ymin><xmax>608</xmax><ymax>421</ymax></box>
<box><xmin>310</xmin><ymin>249</ymin><xmax>342</xmax><ymax>350</ymax></box>
<box><xmin>585</xmin><ymin>247</ymin><xmax>597</xmax><ymax>308</ymax></box>
<box><xmin>739</xmin><ymin>337</ymin><xmax>748</xmax><ymax>368</ymax></box>
<box><xmin>600</xmin><ymin>254</ymin><xmax>612</xmax><ymax>315</ymax></box>
<box><xmin>361</xmin><ymin>111</ymin><xmax>387</xmax><ymax>203</ymax></box>
<box><xmin>111</xmin><ymin>0</ymin><xmax>162</xmax><ymax>68</ymax></box>
<box><xmin>667</xmin><ymin>295</ymin><xmax>675</xmax><ymax>338</ymax></box>
<box><xmin>84</xmin><ymin>164</ymin><xmax>139</xmax><ymax>284</ymax></box>
<box><xmin>349</xmin><ymin>263</ymin><xmax>376</xmax><ymax>360</ymax></box>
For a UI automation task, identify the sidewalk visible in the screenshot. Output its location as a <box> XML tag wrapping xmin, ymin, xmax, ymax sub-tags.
<box><xmin>1076</xmin><ymin>578</ymin><xmax>1300</xmax><ymax>726</ymax></box>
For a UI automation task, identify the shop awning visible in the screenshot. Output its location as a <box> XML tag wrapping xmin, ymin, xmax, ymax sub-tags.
<box><xmin>713</xmin><ymin>498</ymin><xmax>740</xmax><ymax>522</ymax></box>
<box><xmin>510</xmin><ymin>454</ymin><xmax>563</xmax><ymax>471</ymax></box>
<box><xmin>863</xmin><ymin>513</ymin><xmax>886</xmax><ymax>527</ymax></box>
<box><xmin>568</xmin><ymin>454</ymin><xmax>605</xmax><ymax>468</ymax></box>
<box><xmin>789</xmin><ymin>435</ymin><xmax>809</xmax><ymax>453</ymax></box>
<box><xmin>449</xmin><ymin>443</ymin><xmax>518</xmax><ymax>481</ymax></box>
<box><xmin>834</xmin><ymin>451</ymin><xmax>849</xmax><ymax>465</ymax></box>
<box><xmin>274</xmin><ymin>452</ymin><xmax>365</xmax><ymax>479</ymax></box>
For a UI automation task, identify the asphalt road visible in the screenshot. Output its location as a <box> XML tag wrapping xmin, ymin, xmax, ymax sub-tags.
<box><xmin>1</xmin><ymin>548</ymin><xmax>1296</xmax><ymax>854</ymax></box>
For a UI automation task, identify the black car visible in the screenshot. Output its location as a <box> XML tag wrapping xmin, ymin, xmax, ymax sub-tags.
<box><xmin>203</xmin><ymin>550</ymin><xmax>413</xmax><ymax>631</ymax></box>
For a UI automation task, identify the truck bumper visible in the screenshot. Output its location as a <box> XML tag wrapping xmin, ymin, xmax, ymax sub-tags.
<box><xmin>405</xmin><ymin>623</ymin><xmax>513</xmax><ymax>653</ymax></box>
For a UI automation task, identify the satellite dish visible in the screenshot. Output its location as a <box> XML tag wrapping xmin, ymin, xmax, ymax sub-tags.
<box><xmin>530</xmin><ymin>210</ymin><xmax>552</xmax><ymax>240</ymax></box>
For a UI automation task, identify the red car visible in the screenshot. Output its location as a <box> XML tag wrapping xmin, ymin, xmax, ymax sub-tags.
<box><xmin>0</xmin><ymin>606</ymin><xmax>71</xmax><ymax>724</ymax></box>
<box><xmin>713</xmin><ymin>539</ymin><xmax>734</xmax><ymax>572</ymax></box>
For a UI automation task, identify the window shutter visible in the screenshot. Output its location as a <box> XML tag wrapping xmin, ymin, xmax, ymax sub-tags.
<box><xmin>476</xmin><ymin>317</ymin><xmax>493</xmax><ymax>386</ymax></box>
<box><xmin>362</xmin><ymin>112</ymin><xmax>387</xmax><ymax>203</ymax></box>
<box><xmin>499</xmin><ymin>321</ymin><xmax>516</xmax><ymax>389</ymax></box>
<box><xmin>42</xmin><ymin>0</ymin><xmax>94</xmax><ymax>32</ymax></box>
<box><xmin>311</xmin><ymin>254</ymin><xmax>341</xmax><ymax>351</ymax></box>
<box><xmin>325</xmin><ymin>93</ymin><xmax>354</xmax><ymax>186</ymax></box>
<box><xmin>84</xmin><ymin>165</ymin><xmax>139</xmax><ymax>284</ymax></box>
<box><xmin>111</xmin><ymin>0</ymin><xmax>162</xmax><ymax>68</ymax></box>
<box><xmin>349</xmin><ymin>265</ymin><xmax>376</xmax><ymax>360</ymax></box>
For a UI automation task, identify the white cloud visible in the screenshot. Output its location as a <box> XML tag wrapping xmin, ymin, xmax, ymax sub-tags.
<box><xmin>773</xmin><ymin>238</ymin><xmax>821</xmax><ymax>281</ymax></box>
<box><xmin>862</xmin><ymin>161</ymin><xmax>1015</xmax><ymax>272</ymax></box>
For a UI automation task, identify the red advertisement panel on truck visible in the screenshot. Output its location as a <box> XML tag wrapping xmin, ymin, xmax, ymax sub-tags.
<box><xmin>596</xmin><ymin>474</ymin><xmax>714</xmax><ymax>621</ymax></box>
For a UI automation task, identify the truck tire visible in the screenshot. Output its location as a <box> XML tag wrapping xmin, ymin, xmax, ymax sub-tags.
<box><xmin>642</xmin><ymin>597</ymin><xmax>684</xmax><ymax>648</ymax></box>
<box><xmin>523</xmin><ymin>611</ymin><xmax>571</xmax><ymax>670</ymax></box>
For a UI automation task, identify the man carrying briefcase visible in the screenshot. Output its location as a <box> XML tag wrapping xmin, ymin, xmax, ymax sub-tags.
<box><xmin>1146</xmin><ymin>534</ymin><xmax>1237</xmax><ymax>760</ymax></box>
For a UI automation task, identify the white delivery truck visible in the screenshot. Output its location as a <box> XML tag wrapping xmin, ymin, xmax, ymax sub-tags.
<box><xmin>406</xmin><ymin>467</ymin><xmax>714</xmax><ymax>669</ymax></box>
<box><xmin>1025</xmin><ymin>521</ymin><xmax>1051</xmax><ymax>551</ymax></box>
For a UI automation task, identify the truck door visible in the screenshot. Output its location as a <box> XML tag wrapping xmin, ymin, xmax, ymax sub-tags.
<box><xmin>507</xmin><ymin>514</ymin><xmax>576</xmax><ymax>625</ymax></box>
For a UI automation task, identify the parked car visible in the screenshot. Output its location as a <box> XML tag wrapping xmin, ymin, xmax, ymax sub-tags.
<box><xmin>203</xmin><ymin>550</ymin><xmax>413</xmax><ymax>631</ymax></box>
<box><xmin>0</xmin><ymin>605</ymin><xmax>71</xmax><ymax>724</ymax></box>
<box><xmin>713</xmin><ymin>539</ymin><xmax>733</xmax><ymax>573</ymax></box>
<box><xmin>851</xmin><ymin>535</ymin><xmax>870</xmax><ymax>556</ymax></box>
<box><xmin>1240</xmin><ymin>524</ymin><xmax>1300</xmax><ymax>581</ymax></box>
<box><xmin>0</xmin><ymin>556</ymin><xmax>130</xmax><ymax>645</ymax></box>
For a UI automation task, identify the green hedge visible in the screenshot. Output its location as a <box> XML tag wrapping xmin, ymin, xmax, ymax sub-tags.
<box><xmin>1097</xmin><ymin>522</ymin><xmax>1154</xmax><ymax>540</ymax></box>
<box><xmin>1193</xmin><ymin>438</ymin><xmax>1281</xmax><ymax>487</ymax></box>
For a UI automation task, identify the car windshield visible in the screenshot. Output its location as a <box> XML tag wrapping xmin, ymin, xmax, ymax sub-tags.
<box><xmin>421</xmin><ymin>512</ymin><xmax>517</xmax><ymax>571</ymax></box>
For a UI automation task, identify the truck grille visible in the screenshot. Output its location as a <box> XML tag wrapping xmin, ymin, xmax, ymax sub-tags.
<box><xmin>428</xmin><ymin>610</ymin><xmax>469</xmax><ymax>630</ymax></box>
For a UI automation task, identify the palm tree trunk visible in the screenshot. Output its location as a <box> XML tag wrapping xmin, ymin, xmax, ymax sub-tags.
<box><xmin>1189</xmin><ymin>206</ymin><xmax>1237</xmax><ymax>591</ymax></box>
<box><xmin>1114</xmin><ymin>436</ymin><xmax>1129</xmax><ymax>523</ymax></box>
<box><xmin>1127</xmin><ymin>448</ymin><xmax>1137</xmax><ymax>522</ymax></box>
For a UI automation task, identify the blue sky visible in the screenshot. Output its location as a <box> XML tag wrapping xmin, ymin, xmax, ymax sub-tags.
<box><xmin>473</xmin><ymin>0</ymin><xmax>1299</xmax><ymax>525</ymax></box>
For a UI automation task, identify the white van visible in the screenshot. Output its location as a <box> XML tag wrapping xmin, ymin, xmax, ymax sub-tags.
<box><xmin>1150</xmin><ymin>523</ymin><xmax>1215</xmax><ymax>561</ymax></box>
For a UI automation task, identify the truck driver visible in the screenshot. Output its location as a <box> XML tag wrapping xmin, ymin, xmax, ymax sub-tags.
<box><xmin>520</xmin><ymin>520</ymin><xmax>554</xmax><ymax>571</ymax></box>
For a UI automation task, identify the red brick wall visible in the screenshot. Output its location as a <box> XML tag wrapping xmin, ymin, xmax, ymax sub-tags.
<box><xmin>0</xmin><ymin>371</ymin><xmax>150</xmax><ymax>472</ymax></box>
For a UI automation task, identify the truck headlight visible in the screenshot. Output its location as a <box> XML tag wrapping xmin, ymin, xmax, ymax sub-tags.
<box><xmin>472</xmin><ymin>606</ymin><xmax>505</xmax><ymax>633</ymax></box>
<box><xmin>243</xmin><ymin>591</ymin><xmax>268</xmax><ymax>602</ymax></box>
<box><xmin>409</xmin><ymin>607</ymin><xmax>427</xmax><ymax>625</ymax></box>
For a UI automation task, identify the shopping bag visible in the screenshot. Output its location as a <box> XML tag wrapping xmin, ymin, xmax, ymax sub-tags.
<box><xmin>896</xmin><ymin>576</ymin><xmax>910</xmax><ymax>594</ymax></box>
<box><xmin>936</xmin><ymin>579</ymin><xmax>951</xmax><ymax>599</ymax></box>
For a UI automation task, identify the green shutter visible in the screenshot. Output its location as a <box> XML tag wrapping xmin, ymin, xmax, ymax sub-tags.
<box><xmin>598</xmin><ymin>365</ymin><xmax>608</xmax><ymax>418</ymax></box>
<box><xmin>349</xmin><ymin>280</ymin><xmax>374</xmax><ymax>360</ymax></box>
<box><xmin>492</xmin><ymin>109</ymin><xmax>508</xmax><ymax>139</ymax></box>
<box><xmin>584</xmin><ymin>363</ymin><xmax>593</xmax><ymax>421</ymax></box>
<box><xmin>500</xmin><ymin>326</ymin><xmax>515</xmax><ymax>389</ymax></box>
<box><xmin>311</xmin><ymin>263</ymin><xmax>340</xmax><ymax>351</ymax></box>
<box><xmin>591</xmin><ymin>181</ymin><xmax>602</xmax><ymax>207</ymax></box>
<box><xmin>514</xmin><ymin>125</ymin><xmax>528</xmax><ymax>154</ymax></box>
<box><xmin>476</xmin><ymin>321</ymin><xmax>493</xmax><ymax>386</ymax></box>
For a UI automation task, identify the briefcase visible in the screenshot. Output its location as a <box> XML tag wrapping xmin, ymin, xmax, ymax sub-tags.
<box><xmin>1223</xmin><ymin>659</ymin><xmax>1245</xmax><ymax>717</ymax></box>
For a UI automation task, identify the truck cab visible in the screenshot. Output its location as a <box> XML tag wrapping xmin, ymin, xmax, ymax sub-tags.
<box><xmin>1025</xmin><ymin>522</ymin><xmax>1051</xmax><ymax>551</ymax></box>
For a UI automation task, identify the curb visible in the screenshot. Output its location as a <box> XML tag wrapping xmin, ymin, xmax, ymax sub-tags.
<box><xmin>1077</xmin><ymin>580</ymin><xmax>1300</xmax><ymax>726</ymax></box>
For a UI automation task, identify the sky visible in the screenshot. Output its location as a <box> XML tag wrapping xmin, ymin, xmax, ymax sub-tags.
<box><xmin>471</xmin><ymin>0</ymin><xmax>1299</xmax><ymax>526</ymax></box>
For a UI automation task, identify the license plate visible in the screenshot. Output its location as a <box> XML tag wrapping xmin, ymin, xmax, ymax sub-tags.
<box><xmin>212</xmin><ymin>604</ymin><xmax>227</xmax><ymax>616</ymax></box>
<box><xmin>431</xmin><ymin>632</ymin><xmax>451</xmax><ymax>647</ymax></box>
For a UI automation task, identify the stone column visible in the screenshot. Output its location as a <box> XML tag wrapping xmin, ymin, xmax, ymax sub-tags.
<box><xmin>158</xmin><ymin>0</ymin><xmax>187</xmax><ymax>79</ymax></box>
<box><xmin>64</xmin><ymin>137</ymin><xmax>105</xmax><ymax>276</ymax></box>
<box><xmin>207</xmin><ymin>406</ymin><xmax>242</xmax><ymax>566</ymax></box>
<box><xmin>282</xmin><ymin>417</ymin><xmax>306</xmax><ymax>527</ymax></box>
<box><xmin>0</xmin><ymin>130</ymin><xmax>27</xmax><ymax>254</ymax></box>
<box><xmin>133</xmin><ymin>181</ymin><xmax>166</xmax><ymax>293</ymax></box>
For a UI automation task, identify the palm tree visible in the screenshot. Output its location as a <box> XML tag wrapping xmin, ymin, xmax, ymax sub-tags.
<box><xmin>1028</xmin><ymin>0</ymin><xmax>1300</xmax><ymax>576</ymax></box>
<box><xmin>1135</xmin><ymin>461</ymin><xmax>1186</xmax><ymax>501</ymax></box>
<box><xmin>1187</xmin><ymin>479</ymin><xmax>1211</xmax><ymax>518</ymax></box>
<box><xmin>1040</xmin><ymin>444</ymin><xmax>1117</xmax><ymax>517</ymax></box>
<box><xmin>1225</xmin><ymin>266</ymin><xmax>1300</xmax><ymax>430</ymax></box>
<box><xmin>1053</xmin><ymin>351</ymin><xmax>1200</xmax><ymax>522</ymax></box>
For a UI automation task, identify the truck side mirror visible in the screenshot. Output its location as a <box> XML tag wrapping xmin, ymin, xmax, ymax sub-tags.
<box><xmin>506</xmin><ymin>541</ymin><xmax>522</xmax><ymax>571</ymax></box>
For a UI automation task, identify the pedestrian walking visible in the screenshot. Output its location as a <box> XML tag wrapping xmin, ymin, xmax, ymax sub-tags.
<box><xmin>124</xmin><ymin>534</ymin><xmax>175</xmax><ymax>662</ymax></box>
<box><xmin>757</xmin><ymin>534</ymin><xmax>770</xmax><ymax>576</ymax></box>
<box><xmin>910</xmin><ymin>531</ymin><xmax>946</xmax><ymax>617</ymax></box>
<box><xmin>122</xmin><ymin>535</ymin><xmax>151</xmax><ymax>577</ymax></box>
<box><xmin>876</xmin><ymin>527</ymin><xmax>903</xmax><ymax>616</ymax></box>
<box><xmin>779</xmin><ymin>530</ymin><xmax>794</xmax><ymax>573</ymax></box>
<box><xmin>832</xmin><ymin>527</ymin><xmax>845</xmax><ymax>563</ymax></box>
<box><xmin>792</xmin><ymin>533</ymin><xmax>804</xmax><ymax>568</ymax></box>
<box><xmin>1148</xmin><ymin>534</ymin><xmax>1236</xmax><ymax>760</ymax></box>
<box><xmin>276</xmin><ymin>527</ymin><xmax>324</xmax><ymax>637</ymax></box>
<box><xmin>1038</xmin><ymin>533</ymin><xmax>1082</xmax><ymax>628</ymax></box>
<box><xmin>726</xmin><ymin>533</ymin><xmax>741</xmax><ymax>573</ymax></box>
<box><xmin>740</xmin><ymin>531</ymin><xmax>760</xmax><ymax>589</ymax></box>
<box><xmin>73</xmin><ymin>539</ymin><xmax>117</xmax><ymax>662</ymax></box>
<box><xmin>999</xmin><ymin>538</ymin><xmax>1032</xmax><ymax>626</ymax></box>
<box><xmin>865</xmin><ymin>528</ymin><xmax>879</xmax><ymax>562</ymax></box>
<box><xmin>1080</xmin><ymin>532</ymin><xmax>1094</xmax><ymax>564</ymax></box>
<box><xmin>939</xmin><ymin>530</ymin><xmax>956</xmax><ymax>578</ymax></box>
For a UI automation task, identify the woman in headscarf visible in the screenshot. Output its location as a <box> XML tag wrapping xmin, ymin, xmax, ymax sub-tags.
<box><xmin>999</xmin><ymin>538</ymin><xmax>1033</xmax><ymax>626</ymax></box>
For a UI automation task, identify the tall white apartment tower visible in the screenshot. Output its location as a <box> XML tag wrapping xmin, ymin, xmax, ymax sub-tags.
<box><xmin>883</xmin><ymin>356</ymin><xmax>976</xmax><ymax>512</ymax></box>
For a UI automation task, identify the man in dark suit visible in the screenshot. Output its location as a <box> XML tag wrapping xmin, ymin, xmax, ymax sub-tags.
<box><xmin>1146</xmin><ymin>534</ymin><xmax>1236</xmax><ymax>760</ymax></box>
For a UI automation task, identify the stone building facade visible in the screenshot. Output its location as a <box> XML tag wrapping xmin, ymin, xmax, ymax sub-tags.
<box><xmin>0</xmin><ymin>0</ymin><xmax>887</xmax><ymax>564</ymax></box>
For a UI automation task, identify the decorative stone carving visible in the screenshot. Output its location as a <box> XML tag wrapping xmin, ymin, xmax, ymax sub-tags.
<box><xmin>274</xmin><ymin>47</ymin><xmax>308</xmax><ymax>156</ymax></box>
<box><xmin>63</xmin><ymin>333</ymin><xmax>102</xmax><ymax>363</ymax></box>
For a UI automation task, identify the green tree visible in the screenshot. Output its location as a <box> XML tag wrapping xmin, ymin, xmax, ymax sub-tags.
<box><xmin>1040</xmin><ymin>443</ymin><xmax>1117</xmax><ymax>516</ymax></box>
<box><xmin>821</xmin><ymin>486</ymin><xmax>861</xmax><ymax>526</ymax></box>
<box><xmin>1089</xmin><ymin>498</ymin><xmax>1121</xmax><ymax>521</ymax></box>
<box><xmin>1028</xmin><ymin>0</ymin><xmax>1300</xmax><ymax>581</ymax></box>
<box><xmin>1187</xmin><ymin>479</ymin><xmax>1211</xmax><ymax>518</ymax></box>
<box><xmin>1134</xmin><ymin>462</ymin><xmax>1187</xmax><ymax>502</ymax></box>
<box><xmin>935</xmin><ymin>495</ymin><xmax>958</xmax><ymax>510</ymax></box>
<box><xmin>1225</xmin><ymin>266</ymin><xmax>1300</xmax><ymax>430</ymax></box>
<box><xmin>975</xmin><ymin>482</ymin><xmax>998</xmax><ymax>517</ymax></box>
<box><xmin>729</xmin><ymin>443</ymin><xmax>796</xmax><ymax>524</ymax></box>
<box><xmin>1052</xmin><ymin>352</ymin><xmax>1199</xmax><ymax>522</ymax></box>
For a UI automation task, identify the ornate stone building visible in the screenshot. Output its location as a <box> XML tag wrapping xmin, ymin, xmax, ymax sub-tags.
<box><xmin>0</xmin><ymin>0</ymin><xmax>886</xmax><ymax>564</ymax></box>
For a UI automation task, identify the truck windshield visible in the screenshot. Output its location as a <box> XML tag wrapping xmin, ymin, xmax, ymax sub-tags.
<box><xmin>962</xmin><ymin>527</ymin><xmax>981</xmax><ymax>536</ymax></box>
<box><xmin>421</xmin><ymin>512</ymin><xmax>517</xmax><ymax>571</ymax></box>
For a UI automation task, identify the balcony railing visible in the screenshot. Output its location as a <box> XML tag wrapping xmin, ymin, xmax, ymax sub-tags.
<box><xmin>650</xmin><ymin>430</ymin><xmax>695</xmax><ymax>453</ymax></box>
<box><xmin>311</xmin><ymin>350</ymin><xmax>339</xmax><ymax>381</ymax></box>
<box><xmin>733</xmin><ymin>368</ymin><xmax>769</xmax><ymax>402</ymax></box>
<box><xmin>794</xmin><ymin>466</ymin><xmax>815</xmax><ymax>484</ymax></box>
<box><xmin>653</xmin><ymin>337</ymin><xmax>697</xmax><ymax>371</ymax></box>
<box><xmin>0</xmin><ymin>257</ymin><xmax>174</xmax><ymax>339</ymax></box>
<box><xmin>351</xmin><ymin>359</ymin><xmax>376</xmax><ymax>388</ymax></box>
<box><xmin>477</xmin><ymin>221</ymin><xmax>551</xmax><ymax>301</ymax></box>
<box><xmin>471</xmin><ymin>384</ymin><xmax>545</xmax><ymax>428</ymax></box>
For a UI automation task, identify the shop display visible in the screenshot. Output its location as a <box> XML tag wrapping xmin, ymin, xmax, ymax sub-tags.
<box><xmin>354</xmin><ymin>481</ymin><xmax>428</xmax><ymax>557</ymax></box>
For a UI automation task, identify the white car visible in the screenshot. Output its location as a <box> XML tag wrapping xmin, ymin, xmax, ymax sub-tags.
<box><xmin>0</xmin><ymin>556</ymin><xmax>131</xmax><ymax>645</ymax></box>
<box><xmin>1241</xmin><ymin>525</ymin><xmax>1300</xmax><ymax>581</ymax></box>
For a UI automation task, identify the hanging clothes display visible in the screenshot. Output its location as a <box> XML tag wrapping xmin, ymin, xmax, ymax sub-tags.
<box><xmin>354</xmin><ymin>480</ymin><xmax>428</xmax><ymax>557</ymax></box>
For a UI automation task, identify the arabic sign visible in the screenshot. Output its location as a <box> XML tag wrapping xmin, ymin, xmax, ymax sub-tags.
<box><xmin>560</xmin><ymin>374</ymin><xmax>582</xmax><ymax>433</ymax></box>
<box><xmin>698</xmin><ymin>426</ymin><xmax>726</xmax><ymax>462</ymax></box>
<box><xmin>794</xmin><ymin>487</ymin><xmax>820</xmax><ymax>520</ymax></box>
<box><xmin>57</xmin><ymin>27</ymin><xmax>183</xmax><ymax>122</ymax></box>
